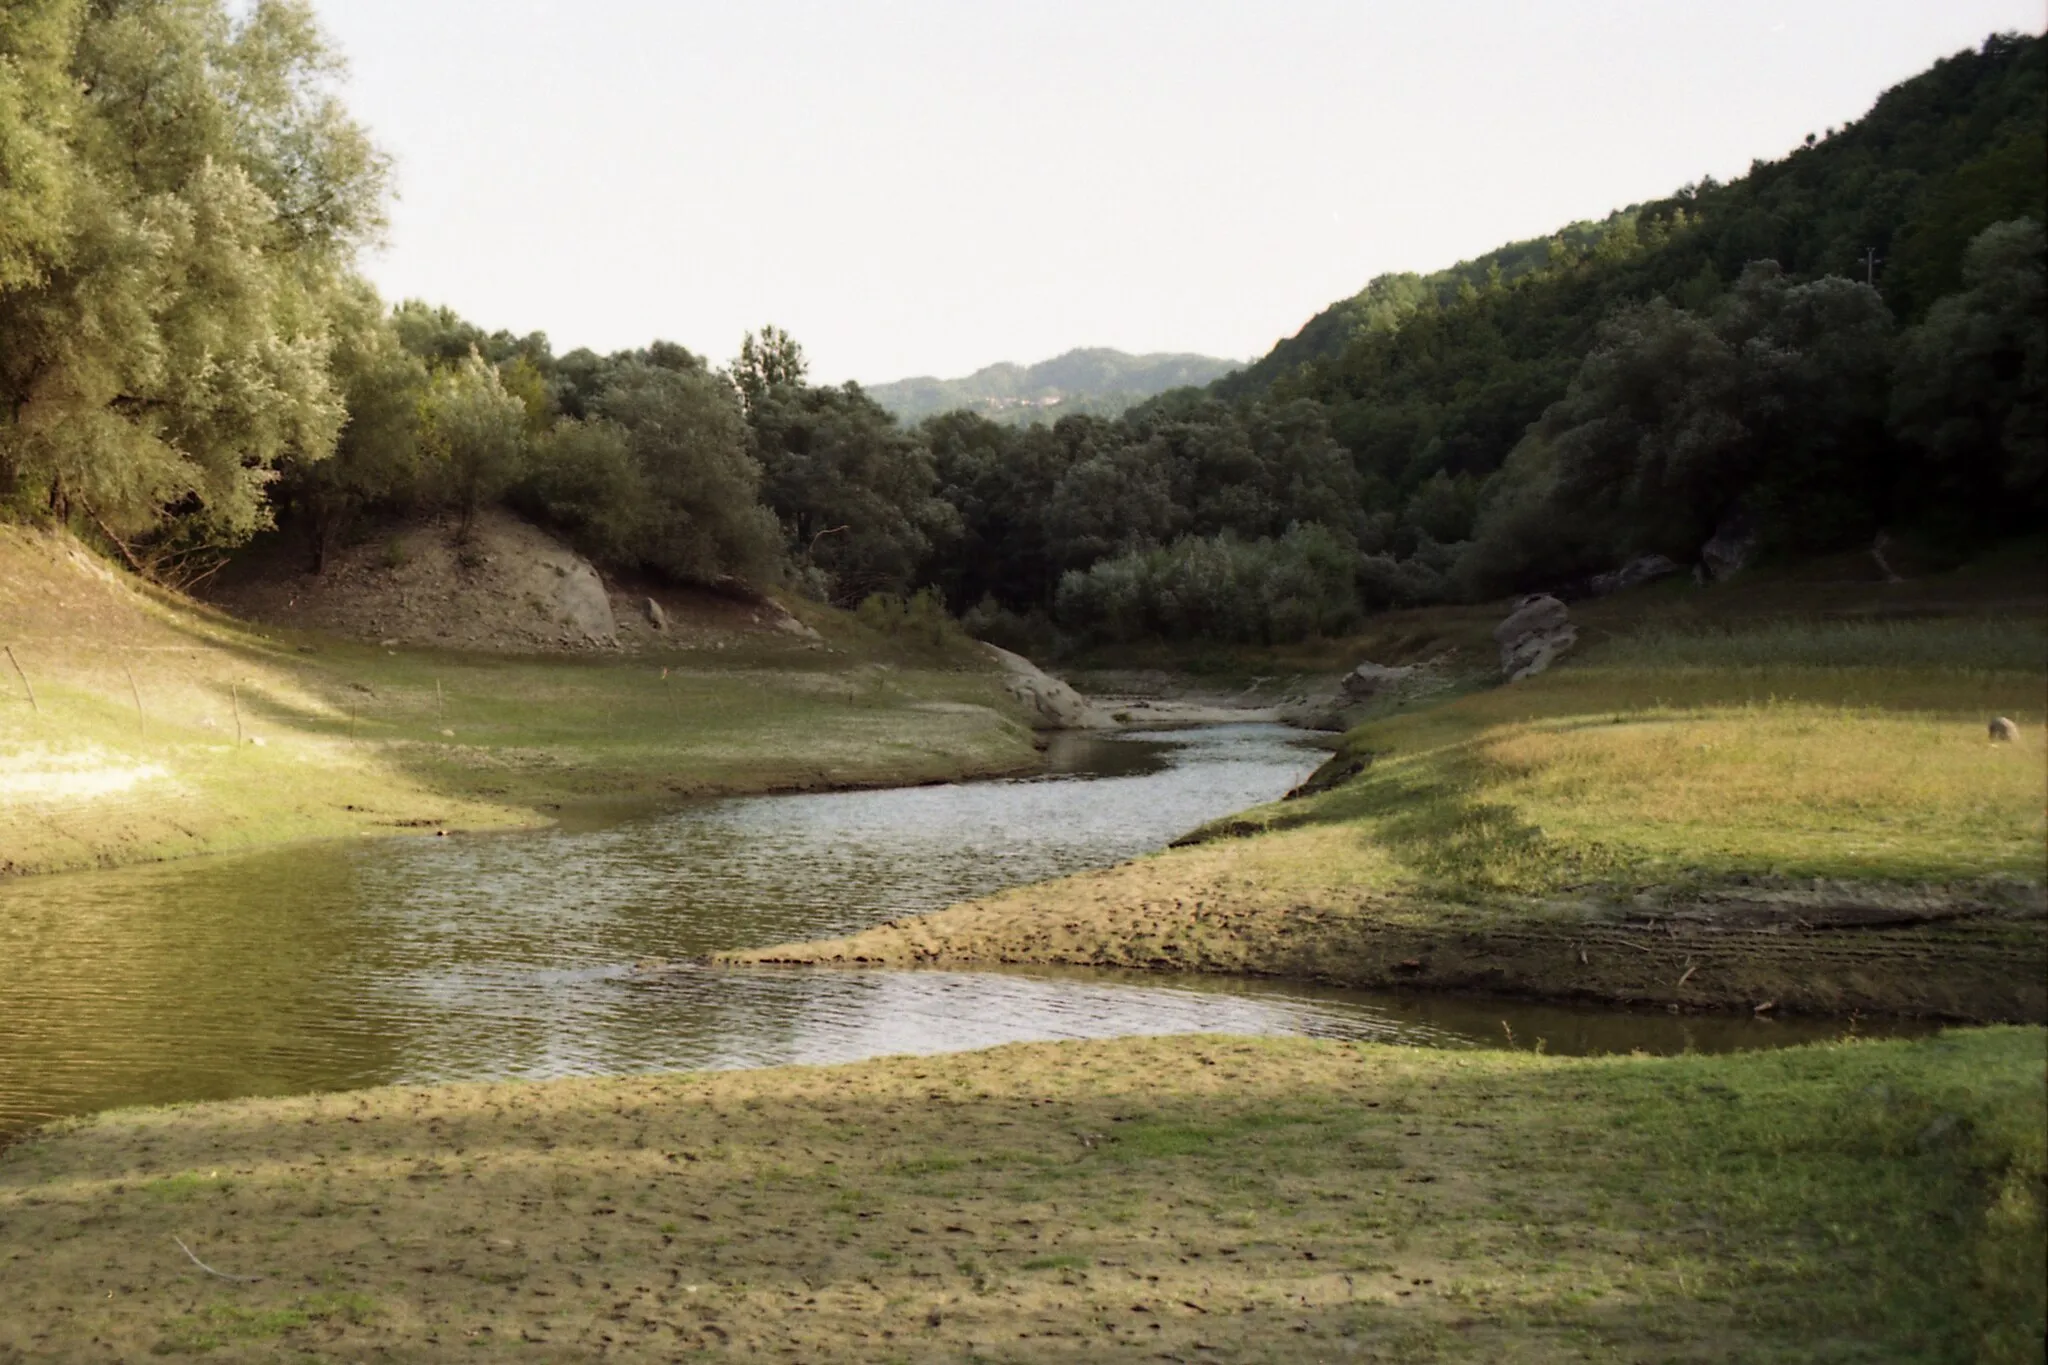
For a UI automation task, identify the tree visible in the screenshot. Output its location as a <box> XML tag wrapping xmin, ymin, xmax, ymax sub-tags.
<box><xmin>0</xmin><ymin>0</ymin><xmax>80</xmax><ymax>293</ymax></box>
<box><xmin>1402</xmin><ymin>469</ymin><xmax>1479</xmax><ymax>543</ymax></box>
<box><xmin>597</xmin><ymin>361</ymin><xmax>782</xmax><ymax>585</ymax></box>
<box><xmin>1891</xmin><ymin>218</ymin><xmax>2047</xmax><ymax>532</ymax></box>
<box><xmin>750</xmin><ymin>380</ymin><xmax>953</xmax><ymax>603</ymax></box>
<box><xmin>421</xmin><ymin>352</ymin><xmax>527</xmax><ymax>540</ymax></box>
<box><xmin>1719</xmin><ymin>264</ymin><xmax>1897</xmax><ymax>550</ymax></box>
<box><xmin>924</xmin><ymin>412</ymin><xmax>1069</xmax><ymax>610</ymax></box>
<box><xmin>518</xmin><ymin>417</ymin><xmax>643</xmax><ymax>565</ymax></box>
<box><xmin>731</xmin><ymin>325</ymin><xmax>807</xmax><ymax>417</ymax></box>
<box><xmin>1042</xmin><ymin>416</ymin><xmax>1180</xmax><ymax>572</ymax></box>
<box><xmin>0</xmin><ymin>0</ymin><xmax>386</xmax><ymax>555</ymax></box>
<box><xmin>1460</xmin><ymin>263</ymin><xmax>1898</xmax><ymax>593</ymax></box>
<box><xmin>282</xmin><ymin>281</ymin><xmax>427</xmax><ymax>571</ymax></box>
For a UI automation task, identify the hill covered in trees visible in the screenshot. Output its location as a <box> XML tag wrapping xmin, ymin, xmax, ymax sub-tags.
<box><xmin>0</xmin><ymin>5</ymin><xmax>2040</xmax><ymax>655</ymax></box>
<box><xmin>928</xmin><ymin>30</ymin><xmax>2047</xmax><ymax>646</ymax></box>
<box><xmin>865</xmin><ymin>348</ymin><xmax>1240</xmax><ymax>426</ymax></box>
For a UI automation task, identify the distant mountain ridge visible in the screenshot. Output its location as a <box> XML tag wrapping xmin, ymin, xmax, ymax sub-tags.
<box><xmin>866</xmin><ymin>348</ymin><xmax>1240</xmax><ymax>426</ymax></box>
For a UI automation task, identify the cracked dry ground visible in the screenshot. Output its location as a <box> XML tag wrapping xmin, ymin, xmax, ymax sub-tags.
<box><xmin>0</xmin><ymin>1034</ymin><xmax>1989</xmax><ymax>1363</ymax></box>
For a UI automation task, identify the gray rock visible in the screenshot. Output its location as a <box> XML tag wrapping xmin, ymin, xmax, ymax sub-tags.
<box><xmin>1494</xmin><ymin>593</ymin><xmax>1576</xmax><ymax>682</ymax></box>
<box><xmin>1700</xmin><ymin>512</ymin><xmax>1757</xmax><ymax>582</ymax></box>
<box><xmin>1588</xmin><ymin>554</ymin><xmax>1679</xmax><ymax>597</ymax></box>
<box><xmin>1493</xmin><ymin>593</ymin><xmax>1569</xmax><ymax>645</ymax></box>
<box><xmin>643</xmin><ymin>597</ymin><xmax>668</xmax><ymax>631</ymax></box>
<box><xmin>1340</xmin><ymin>661</ymin><xmax>1416</xmax><ymax>699</ymax></box>
<box><xmin>1276</xmin><ymin>698</ymin><xmax>1365</xmax><ymax>732</ymax></box>
<box><xmin>1989</xmin><ymin>716</ymin><xmax>2019</xmax><ymax>742</ymax></box>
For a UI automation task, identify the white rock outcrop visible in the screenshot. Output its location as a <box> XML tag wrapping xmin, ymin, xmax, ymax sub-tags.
<box><xmin>510</xmin><ymin>548</ymin><xmax>617</xmax><ymax>647</ymax></box>
<box><xmin>983</xmin><ymin>644</ymin><xmax>1111</xmax><ymax>730</ymax></box>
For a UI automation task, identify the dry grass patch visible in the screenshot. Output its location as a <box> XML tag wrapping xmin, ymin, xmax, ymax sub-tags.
<box><xmin>0</xmin><ymin>1030</ymin><xmax>2039</xmax><ymax>1363</ymax></box>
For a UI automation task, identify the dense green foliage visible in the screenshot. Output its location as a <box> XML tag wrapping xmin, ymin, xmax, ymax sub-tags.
<box><xmin>1247</xmin><ymin>35</ymin><xmax>2046</xmax><ymax>591</ymax></box>
<box><xmin>922</xmin><ymin>33</ymin><xmax>2046</xmax><ymax>643</ymax></box>
<box><xmin>2</xmin><ymin>9</ymin><xmax>2040</xmax><ymax>642</ymax></box>
<box><xmin>866</xmin><ymin>348</ymin><xmax>1240</xmax><ymax>427</ymax></box>
<box><xmin>1054</xmin><ymin>525</ymin><xmax>1360</xmax><ymax>646</ymax></box>
<box><xmin>0</xmin><ymin>0</ymin><xmax>383</xmax><ymax>565</ymax></box>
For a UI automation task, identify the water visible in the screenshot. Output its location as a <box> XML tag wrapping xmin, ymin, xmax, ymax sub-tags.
<box><xmin>0</xmin><ymin>725</ymin><xmax>1881</xmax><ymax>1138</ymax></box>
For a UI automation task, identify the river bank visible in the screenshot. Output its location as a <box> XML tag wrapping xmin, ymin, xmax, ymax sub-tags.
<box><xmin>0</xmin><ymin>525</ymin><xmax>1043</xmax><ymax>877</ymax></box>
<box><xmin>1</xmin><ymin>1028</ymin><xmax>2038</xmax><ymax>1363</ymax></box>
<box><xmin>0</xmin><ymin>724</ymin><xmax>1341</xmax><ymax>1137</ymax></box>
<box><xmin>734</xmin><ymin>590</ymin><xmax>2048</xmax><ymax>1021</ymax></box>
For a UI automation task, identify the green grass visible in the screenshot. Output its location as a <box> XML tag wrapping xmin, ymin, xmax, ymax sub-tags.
<box><xmin>1207</xmin><ymin>613</ymin><xmax>2047</xmax><ymax>898</ymax></box>
<box><xmin>1589</xmin><ymin>615</ymin><xmax>2048</xmax><ymax>672</ymax></box>
<box><xmin>1018</xmin><ymin>1254</ymin><xmax>1091</xmax><ymax>1271</ymax></box>
<box><xmin>0</xmin><ymin>525</ymin><xmax>1039</xmax><ymax>876</ymax></box>
<box><xmin>152</xmin><ymin>1292</ymin><xmax>377</xmax><ymax>1354</ymax></box>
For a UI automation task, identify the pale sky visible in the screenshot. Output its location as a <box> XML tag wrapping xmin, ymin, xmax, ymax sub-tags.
<box><xmin>311</xmin><ymin>1</ymin><xmax>2047</xmax><ymax>385</ymax></box>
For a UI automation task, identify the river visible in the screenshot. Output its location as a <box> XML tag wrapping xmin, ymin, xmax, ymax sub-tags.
<box><xmin>0</xmin><ymin>724</ymin><xmax>1880</xmax><ymax>1138</ymax></box>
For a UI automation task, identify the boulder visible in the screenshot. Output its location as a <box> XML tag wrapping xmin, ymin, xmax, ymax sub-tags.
<box><xmin>1493</xmin><ymin>593</ymin><xmax>1577</xmax><ymax>682</ymax></box>
<box><xmin>1989</xmin><ymin>716</ymin><xmax>2019</xmax><ymax>742</ymax></box>
<box><xmin>643</xmin><ymin>597</ymin><xmax>668</xmax><ymax>631</ymax></box>
<box><xmin>1588</xmin><ymin>554</ymin><xmax>1679</xmax><ymax>597</ymax></box>
<box><xmin>1700</xmin><ymin>512</ymin><xmax>1757</xmax><ymax>582</ymax></box>
<box><xmin>1340</xmin><ymin>661</ymin><xmax>1416</xmax><ymax>699</ymax></box>
<box><xmin>983</xmin><ymin>644</ymin><xmax>1111</xmax><ymax>731</ymax></box>
<box><xmin>519</xmin><ymin>552</ymin><xmax>616</xmax><ymax>647</ymax></box>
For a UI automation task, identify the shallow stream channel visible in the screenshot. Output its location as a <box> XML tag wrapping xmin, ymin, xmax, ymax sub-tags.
<box><xmin>1</xmin><ymin>723</ymin><xmax>1884</xmax><ymax>1138</ymax></box>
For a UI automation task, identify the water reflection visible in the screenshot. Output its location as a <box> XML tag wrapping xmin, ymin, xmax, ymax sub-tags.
<box><xmin>0</xmin><ymin>724</ymin><xmax>1910</xmax><ymax>1138</ymax></box>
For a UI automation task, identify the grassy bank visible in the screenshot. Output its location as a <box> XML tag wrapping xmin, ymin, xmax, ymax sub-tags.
<box><xmin>0</xmin><ymin>527</ymin><xmax>1039</xmax><ymax>877</ymax></box>
<box><xmin>736</xmin><ymin>567</ymin><xmax>2048</xmax><ymax>1020</ymax></box>
<box><xmin>0</xmin><ymin>1029</ymin><xmax>2038</xmax><ymax>1362</ymax></box>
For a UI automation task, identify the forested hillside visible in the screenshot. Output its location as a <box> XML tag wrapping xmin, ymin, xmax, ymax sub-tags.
<box><xmin>867</xmin><ymin>349</ymin><xmax>1240</xmax><ymax>426</ymax></box>
<box><xmin>924</xmin><ymin>31</ymin><xmax>2047</xmax><ymax>645</ymax></box>
<box><xmin>1</xmin><ymin>5</ymin><xmax>2040</xmax><ymax>653</ymax></box>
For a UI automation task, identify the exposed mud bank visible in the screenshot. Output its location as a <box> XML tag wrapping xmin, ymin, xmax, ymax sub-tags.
<box><xmin>728</xmin><ymin>858</ymin><xmax>2047</xmax><ymax>1023</ymax></box>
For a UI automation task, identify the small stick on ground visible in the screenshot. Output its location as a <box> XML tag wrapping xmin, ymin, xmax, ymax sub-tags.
<box><xmin>124</xmin><ymin>663</ymin><xmax>146</xmax><ymax>739</ymax></box>
<box><xmin>1676</xmin><ymin>963</ymin><xmax>1697</xmax><ymax>988</ymax></box>
<box><xmin>170</xmin><ymin>1235</ymin><xmax>263</xmax><ymax>1283</ymax></box>
<box><xmin>231</xmin><ymin>682</ymin><xmax>243</xmax><ymax>745</ymax></box>
<box><xmin>4</xmin><ymin>644</ymin><xmax>37</xmax><ymax>714</ymax></box>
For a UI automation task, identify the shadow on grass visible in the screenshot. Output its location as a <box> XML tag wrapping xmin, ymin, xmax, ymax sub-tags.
<box><xmin>2</xmin><ymin>1032</ymin><xmax>2037</xmax><ymax>1362</ymax></box>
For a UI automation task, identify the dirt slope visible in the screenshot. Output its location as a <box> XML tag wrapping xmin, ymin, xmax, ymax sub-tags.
<box><xmin>205</xmin><ymin>509</ymin><xmax>821</xmax><ymax>655</ymax></box>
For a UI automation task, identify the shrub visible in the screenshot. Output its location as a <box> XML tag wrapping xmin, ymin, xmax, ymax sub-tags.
<box><xmin>1055</xmin><ymin>525</ymin><xmax>1360</xmax><ymax>645</ymax></box>
<box><xmin>856</xmin><ymin>588</ymin><xmax>969</xmax><ymax>653</ymax></box>
<box><xmin>960</xmin><ymin>597</ymin><xmax>1066</xmax><ymax>660</ymax></box>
